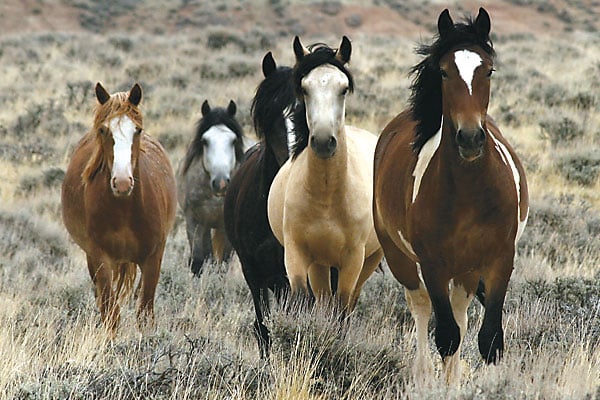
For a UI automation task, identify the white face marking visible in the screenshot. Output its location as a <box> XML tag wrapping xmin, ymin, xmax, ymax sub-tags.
<box><xmin>488</xmin><ymin>130</ymin><xmax>528</xmax><ymax>245</ymax></box>
<box><xmin>109</xmin><ymin>115</ymin><xmax>136</xmax><ymax>182</ymax></box>
<box><xmin>302</xmin><ymin>64</ymin><xmax>348</xmax><ymax>141</ymax></box>
<box><xmin>454</xmin><ymin>50</ymin><xmax>482</xmax><ymax>96</ymax></box>
<box><xmin>412</xmin><ymin>117</ymin><xmax>443</xmax><ymax>203</ymax></box>
<box><xmin>201</xmin><ymin>124</ymin><xmax>238</xmax><ymax>179</ymax></box>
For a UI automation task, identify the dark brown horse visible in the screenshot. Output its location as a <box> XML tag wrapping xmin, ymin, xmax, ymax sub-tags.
<box><xmin>62</xmin><ymin>83</ymin><xmax>177</xmax><ymax>334</ymax></box>
<box><xmin>373</xmin><ymin>8</ymin><xmax>528</xmax><ymax>382</ymax></box>
<box><xmin>224</xmin><ymin>52</ymin><xmax>296</xmax><ymax>358</ymax></box>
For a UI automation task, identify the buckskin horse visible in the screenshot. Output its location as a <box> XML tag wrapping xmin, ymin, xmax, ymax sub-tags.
<box><xmin>62</xmin><ymin>83</ymin><xmax>177</xmax><ymax>334</ymax></box>
<box><xmin>268</xmin><ymin>36</ymin><xmax>383</xmax><ymax>314</ymax></box>
<box><xmin>373</xmin><ymin>8</ymin><xmax>528</xmax><ymax>382</ymax></box>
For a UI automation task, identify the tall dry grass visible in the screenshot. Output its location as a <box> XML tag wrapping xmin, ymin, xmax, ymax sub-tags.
<box><xmin>0</xmin><ymin>1</ymin><xmax>598</xmax><ymax>399</ymax></box>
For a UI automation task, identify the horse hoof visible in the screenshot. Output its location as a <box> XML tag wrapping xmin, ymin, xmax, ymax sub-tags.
<box><xmin>435</xmin><ymin>321</ymin><xmax>461</xmax><ymax>358</ymax></box>
<box><xmin>478</xmin><ymin>328</ymin><xmax>504</xmax><ymax>364</ymax></box>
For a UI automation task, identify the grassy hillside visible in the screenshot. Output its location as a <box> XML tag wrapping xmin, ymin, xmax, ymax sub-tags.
<box><xmin>0</xmin><ymin>1</ymin><xmax>598</xmax><ymax>399</ymax></box>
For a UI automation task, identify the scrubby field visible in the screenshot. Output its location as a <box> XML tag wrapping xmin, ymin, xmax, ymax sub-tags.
<box><xmin>0</xmin><ymin>1</ymin><xmax>598</xmax><ymax>399</ymax></box>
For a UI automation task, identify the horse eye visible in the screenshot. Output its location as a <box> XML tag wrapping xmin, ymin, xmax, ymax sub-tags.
<box><xmin>301</xmin><ymin>87</ymin><xmax>308</xmax><ymax>96</ymax></box>
<box><xmin>135</xmin><ymin>128</ymin><xmax>142</xmax><ymax>135</ymax></box>
<box><xmin>99</xmin><ymin>126</ymin><xmax>109</xmax><ymax>135</ymax></box>
<box><xmin>440</xmin><ymin>69</ymin><xmax>448</xmax><ymax>79</ymax></box>
<box><xmin>341</xmin><ymin>87</ymin><xmax>348</xmax><ymax>96</ymax></box>
<box><xmin>487</xmin><ymin>68</ymin><xmax>495</xmax><ymax>78</ymax></box>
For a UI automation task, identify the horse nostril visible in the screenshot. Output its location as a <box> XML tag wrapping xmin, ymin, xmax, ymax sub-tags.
<box><xmin>476</xmin><ymin>128</ymin><xmax>486</xmax><ymax>145</ymax></box>
<box><xmin>328</xmin><ymin>136</ymin><xmax>337</xmax><ymax>149</ymax></box>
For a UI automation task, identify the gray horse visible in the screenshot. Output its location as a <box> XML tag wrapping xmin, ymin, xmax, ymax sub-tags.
<box><xmin>178</xmin><ymin>100</ymin><xmax>247</xmax><ymax>275</ymax></box>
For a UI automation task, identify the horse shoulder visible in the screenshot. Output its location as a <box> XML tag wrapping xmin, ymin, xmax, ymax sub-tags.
<box><xmin>267</xmin><ymin>159</ymin><xmax>292</xmax><ymax>245</ymax></box>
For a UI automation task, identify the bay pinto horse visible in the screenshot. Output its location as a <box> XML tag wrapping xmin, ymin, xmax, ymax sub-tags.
<box><xmin>268</xmin><ymin>36</ymin><xmax>383</xmax><ymax>315</ymax></box>
<box><xmin>224</xmin><ymin>52</ymin><xmax>296</xmax><ymax>358</ymax></box>
<box><xmin>178</xmin><ymin>100</ymin><xmax>245</xmax><ymax>275</ymax></box>
<box><xmin>373</xmin><ymin>8</ymin><xmax>528</xmax><ymax>382</ymax></box>
<box><xmin>62</xmin><ymin>83</ymin><xmax>177</xmax><ymax>334</ymax></box>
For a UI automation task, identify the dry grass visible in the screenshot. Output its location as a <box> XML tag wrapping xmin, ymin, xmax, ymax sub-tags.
<box><xmin>0</xmin><ymin>1</ymin><xmax>599</xmax><ymax>399</ymax></box>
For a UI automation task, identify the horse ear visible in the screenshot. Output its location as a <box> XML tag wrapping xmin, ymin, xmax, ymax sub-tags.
<box><xmin>293</xmin><ymin>36</ymin><xmax>309</xmax><ymax>62</ymax></box>
<box><xmin>336</xmin><ymin>36</ymin><xmax>352</xmax><ymax>64</ymax></box>
<box><xmin>201</xmin><ymin>100</ymin><xmax>210</xmax><ymax>117</ymax></box>
<box><xmin>437</xmin><ymin>9</ymin><xmax>454</xmax><ymax>37</ymax></box>
<box><xmin>227</xmin><ymin>100</ymin><xmax>237</xmax><ymax>116</ymax></box>
<box><xmin>262</xmin><ymin>51</ymin><xmax>277</xmax><ymax>77</ymax></box>
<box><xmin>95</xmin><ymin>82</ymin><xmax>110</xmax><ymax>105</ymax></box>
<box><xmin>128</xmin><ymin>83</ymin><xmax>142</xmax><ymax>106</ymax></box>
<box><xmin>475</xmin><ymin>7</ymin><xmax>491</xmax><ymax>38</ymax></box>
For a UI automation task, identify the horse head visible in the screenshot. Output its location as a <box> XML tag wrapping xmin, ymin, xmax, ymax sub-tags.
<box><xmin>437</xmin><ymin>8</ymin><xmax>494</xmax><ymax>161</ymax></box>
<box><xmin>193</xmin><ymin>100</ymin><xmax>245</xmax><ymax>196</ymax></box>
<box><xmin>292</xmin><ymin>36</ymin><xmax>354</xmax><ymax>160</ymax></box>
<box><xmin>91</xmin><ymin>82</ymin><xmax>144</xmax><ymax>197</ymax></box>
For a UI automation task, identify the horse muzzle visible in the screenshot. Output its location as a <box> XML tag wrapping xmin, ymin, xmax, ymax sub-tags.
<box><xmin>211</xmin><ymin>177</ymin><xmax>230</xmax><ymax>197</ymax></box>
<box><xmin>310</xmin><ymin>135</ymin><xmax>337</xmax><ymax>159</ymax></box>
<box><xmin>111</xmin><ymin>176</ymin><xmax>134</xmax><ymax>197</ymax></box>
<box><xmin>456</xmin><ymin>128</ymin><xmax>486</xmax><ymax>161</ymax></box>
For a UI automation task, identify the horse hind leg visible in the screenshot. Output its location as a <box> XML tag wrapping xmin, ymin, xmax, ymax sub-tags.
<box><xmin>443</xmin><ymin>275</ymin><xmax>477</xmax><ymax>385</ymax></box>
<box><xmin>405</xmin><ymin>281</ymin><xmax>434</xmax><ymax>381</ymax></box>
<box><xmin>211</xmin><ymin>228</ymin><xmax>234</xmax><ymax>264</ymax></box>
<box><xmin>250</xmin><ymin>283</ymin><xmax>271</xmax><ymax>359</ymax></box>
<box><xmin>136</xmin><ymin>247</ymin><xmax>164</xmax><ymax>331</ymax></box>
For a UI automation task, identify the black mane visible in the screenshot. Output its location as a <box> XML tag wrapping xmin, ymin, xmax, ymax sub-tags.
<box><xmin>410</xmin><ymin>15</ymin><xmax>495</xmax><ymax>152</ymax></box>
<box><xmin>181</xmin><ymin>106</ymin><xmax>245</xmax><ymax>175</ymax></box>
<box><xmin>251</xmin><ymin>65</ymin><xmax>295</xmax><ymax>143</ymax></box>
<box><xmin>291</xmin><ymin>45</ymin><xmax>354</xmax><ymax>159</ymax></box>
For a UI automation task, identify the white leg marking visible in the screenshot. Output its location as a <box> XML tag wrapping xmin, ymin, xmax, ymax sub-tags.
<box><xmin>405</xmin><ymin>283</ymin><xmax>434</xmax><ymax>380</ymax></box>
<box><xmin>444</xmin><ymin>282</ymin><xmax>473</xmax><ymax>384</ymax></box>
<box><xmin>110</xmin><ymin>116</ymin><xmax>136</xmax><ymax>179</ymax></box>
<box><xmin>412</xmin><ymin>117</ymin><xmax>442</xmax><ymax>203</ymax></box>
<box><xmin>488</xmin><ymin>131</ymin><xmax>528</xmax><ymax>244</ymax></box>
<box><xmin>454</xmin><ymin>50</ymin><xmax>482</xmax><ymax>96</ymax></box>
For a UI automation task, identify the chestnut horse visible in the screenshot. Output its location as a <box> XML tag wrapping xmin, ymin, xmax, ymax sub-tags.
<box><xmin>268</xmin><ymin>37</ymin><xmax>383</xmax><ymax>313</ymax></box>
<box><xmin>224</xmin><ymin>52</ymin><xmax>296</xmax><ymax>358</ymax></box>
<box><xmin>62</xmin><ymin>83</ymin><xmax>177</xmax><ymax>334</ymax></box>
<box><xmin>373</xmin><ymin>8</ymin><xmax>528</xmax><ymax>382</ymax></box>
<box><xmin>178</xmin><ymin>99</ymin><xmax>245</xmax><ymax>275</ymax></box>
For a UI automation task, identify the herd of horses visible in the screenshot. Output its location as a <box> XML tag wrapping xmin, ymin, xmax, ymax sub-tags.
<box><xmin>60</xmin><ymin>8</ymin><xmax>529</xmax><ymax>383</ymax></box>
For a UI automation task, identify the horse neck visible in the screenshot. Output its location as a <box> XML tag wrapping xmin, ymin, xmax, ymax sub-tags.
<box><xmin>302</xmin><ymin>125</ymin><xmax>348</xmax><ymax>198</ymax></box>
<box><xmin>265</xmin><ymin>126</ymin><xmax>290</xmax><ymax>167</ymax></box>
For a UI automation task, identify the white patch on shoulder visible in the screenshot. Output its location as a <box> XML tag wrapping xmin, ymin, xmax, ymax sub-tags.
<box><xmin>488</xmin><ymin>130</ymin><xmax>528</xmax><ymax>245</ymax></box>
<box><xmin>454</xmin><ymin>50</ymin><xmax>482</xmax><ymax>96</ymax></box>
<box><xmin>397</xmin><ymin>229</ymin><xmax>417</xmax><ymax>259</ymax></box>
<box><xmin>412</xmin><ymin>117</ymin><xmax>442</xmax><ymax>203</ymax></box>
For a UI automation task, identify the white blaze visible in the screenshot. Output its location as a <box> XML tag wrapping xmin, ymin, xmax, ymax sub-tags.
<box><xmin>454</xmin><ymin>50</ymin><xmax>482</xmax><ymax>96</ymax></box>
<box><xmin>201</xmin><ymin>124</ymin><xmax>238</xmax><ymax>177</ymax></box>
<box><xmin>109</xmin><ymin>115</ymin><xmax>136</xmax><ymax>180</ymax></box>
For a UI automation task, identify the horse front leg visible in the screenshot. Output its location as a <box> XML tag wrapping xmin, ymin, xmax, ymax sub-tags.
<box><xmin>335</xmin><ymin>247</ymin><xmax>365</xmax><ymax>315</ymax></box>
<box><xmin>283</xmin><ymin>238</ymin><xmax>311</xmax><ymax>307</ymax></box>
<box><xmin>478</xmin><ymin>253</ymin><xmax>514</xmax><ymax>364</ymax></box>
<box><xmin>185</xmin><ymin>211</ymin><xmax>209</xmax><ymax>275</ymax></box>
<box><xmin>421</xmin><ymin>264</ymin><xmax>460</xmax><ymax>362</ymax></box>
<box><xmin>87</xmin><ymin>254</ymin><xmax>119</xmax><ymax>335</ymax></box>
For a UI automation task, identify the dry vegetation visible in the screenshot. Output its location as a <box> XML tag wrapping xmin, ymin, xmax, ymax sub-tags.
<box><xmin>0</xmin><ymin>0</ymin><xmax>598</xmax><ymax>399</ymax></box>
